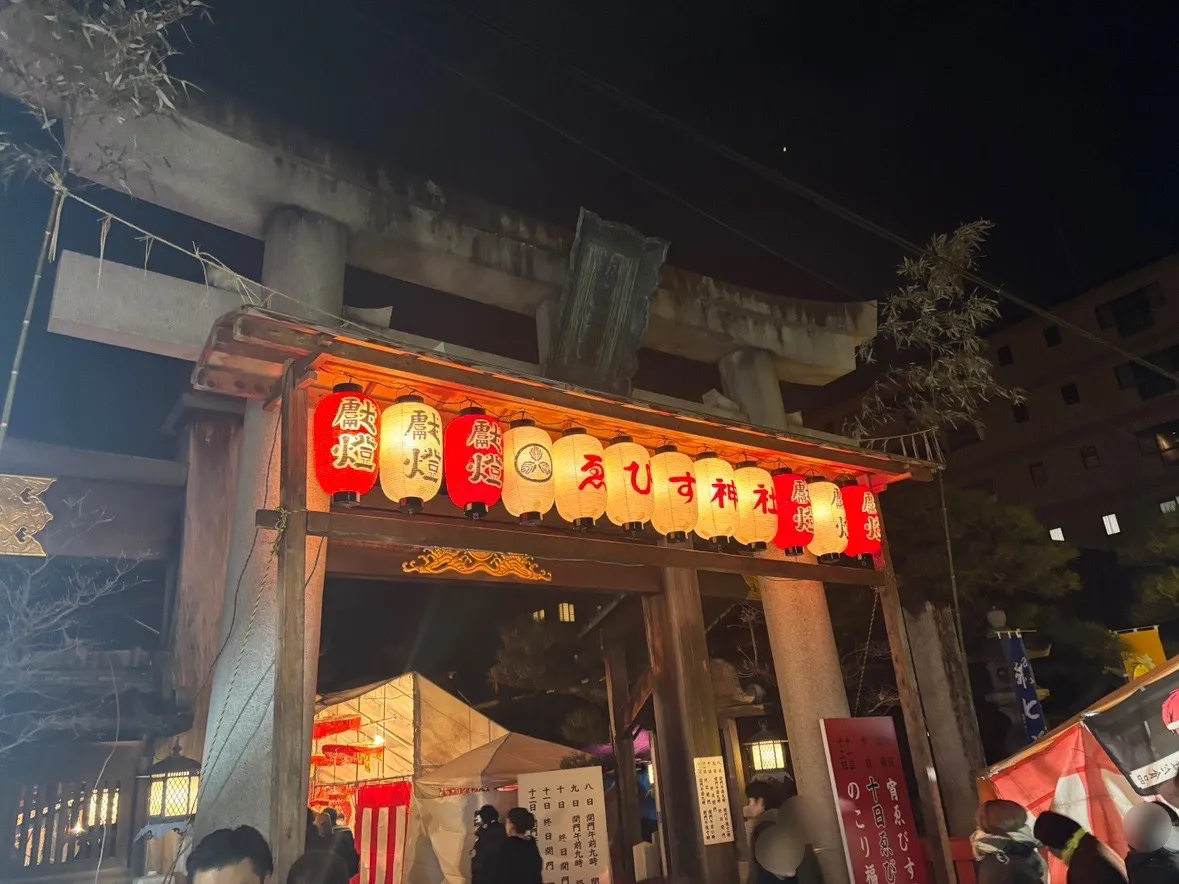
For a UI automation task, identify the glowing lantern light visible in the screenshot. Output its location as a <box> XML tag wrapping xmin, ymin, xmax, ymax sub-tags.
<box><xmin>841</xmin><ymin>484</ymin><xmax>883</xmax><ymax>558</ymax></box>
<box><xmin>694</xmin><ymin>454</ymin><xmax>737</xmax><ymax>545</ymax></box>
<box><xmin>650</xmin><ymin>446</ymin><xmax>697</xmax><ymax>542</ymax></box>
<box><xmin>552</xmin><ymin>429</ymin><xmax>607</xmax><ymax>529</ymax></box>
<box><xmin>313</xmin><ymin>383</ymin><xmax>380</xmax><ymax>506</ymax></box>
<box><xmin>806</xmin><ymin>478</ymin><xmax>848</xmax><ymax>562</ymax></box>
<box><xmin>603</xmin><ymin>437</ymin><xmax>654</xmax><ymax>536</ymax></box>
<box><xmin>502</xmin><ymin>420</ymin><xmax>555</xmax><ymax>524</ymax></box>
<box><xmin>771</xmin><ymin>469</ymin><xmax>813</xmax><ymax>555</ymax></box>
<box><xmin>443</xmin><ymin>407</ymin><xmax>504</xmax><ymax>519</ymax></box>
<box><xmin>733</xmin><ymin>462</ymin><xmax>777</xmax><ymax>550</ymax></box>
<box><xmin>378</xmin><ymin>396</ymin><xmax>443</xmax><ymax>513</ymax></box>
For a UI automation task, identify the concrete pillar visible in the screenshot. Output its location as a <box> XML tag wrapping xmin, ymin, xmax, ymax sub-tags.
<box><xmin>718</xmin><ymin>348</ymin><xmax>788</xmax><ymax>430</ymax></box>
<box><xmin>757</xmin><ymin>547</ymin><xmax>851</xmax><ymax>884</ymax></box>
<box><xmin>195</xmin><ymin>208</ymin><xmax>344</xmax><ymax>841</ymax></box>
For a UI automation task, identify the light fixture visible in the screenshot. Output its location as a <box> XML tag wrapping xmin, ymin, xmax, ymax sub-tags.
<box><xmin>378</xmin><ymin>395</ymin><xmax>443</xmax><ymax>513</ymax></box>
<box><xmin>805</xmin><ymin>478</ymin><xmax>848</xmax><ymax>562</ymax></box>
<box><xmin>443</xmin><ymin>407</ymin><xmax>504</xmax><ymax>519</ymax></box>
<box><xmin>501</xmin><ymin>420</ymin><xmax>555</xmax><ymax>524</ymax></box>
<box><xmin>552</xmin><ymin>429</ymin><xmax>607</xmax><ymax>530</ymax></box>
<box><xmin>313</xmin><ymin>383</ymin><xmax>380</xmax><ymax>506</ymax></box>
<box><xmin>650</xmin><ymin>445</ymin><xmax>697</xmax><ymax>542</ymax></box>
<box><xmin>139</xmin><ymin>743</ymin><xmax>200</xmax><ymax>825</ymax></box>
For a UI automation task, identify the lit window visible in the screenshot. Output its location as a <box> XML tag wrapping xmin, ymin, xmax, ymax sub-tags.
<box><xmin>558</xmin><ymin>602</ymin><xmax>576</xmax><ymax>623</ymax></box>
<box><xmin>532</xmin><ymin>609</ymin><xmax>545</xmax><ymax>622</ymax></box>
<box><xmin>749</xmin><ymin>741</ymin><xmax>786</xmax><ymax>772</ymax></box>
<box><xmin>1102</xmin><ymin>513</ymin><xmax>1121</xmax><ymax>536</ymax></box>
<box><xmin>1161</xmin><ymin>500</ymin><xmax>1178</xmax><ymax>514</ymax></box>
<box><xmin>1049</xmin><ymin>528</ymin><xmax>1065</xmax><ymax>542</ymax></box>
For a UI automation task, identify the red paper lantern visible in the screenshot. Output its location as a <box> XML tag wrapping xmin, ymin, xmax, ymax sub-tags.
<box><xmin>841</xmin><ymin>483</ymin><xmax>883</xmax><ymax>558</ymax></box>
<box><xmin>443</xmin><ymin>407</ymin><xmax>504</xmax><ymax>519</ymax></box>
<box><xmin>313</xmin><ymin>383</ymin><xmax>380</xmax><ymax>505</ymax></box>
<box><xmin>771</xmin><ymin>469</ymin><xmax>813</xmax><ymax>555</ymax></box>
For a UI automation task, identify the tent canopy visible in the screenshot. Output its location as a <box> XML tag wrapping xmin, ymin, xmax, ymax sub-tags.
<box><xmin>417</xmin><ymin>733</ymin><xmax>576</xmax><ymax>790</ymax></box>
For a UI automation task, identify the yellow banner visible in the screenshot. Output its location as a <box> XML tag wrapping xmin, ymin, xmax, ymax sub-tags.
<box><xmin>1119</xmin><ymin>627</ymin><xmax>1167</xmax><ymax>680</ymax></box>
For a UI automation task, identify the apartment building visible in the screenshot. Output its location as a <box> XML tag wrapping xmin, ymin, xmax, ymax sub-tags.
<box><xmin>807</xmin><ymin>253</ymin><xmax>1179</xmax><ymax>549</ymax></box>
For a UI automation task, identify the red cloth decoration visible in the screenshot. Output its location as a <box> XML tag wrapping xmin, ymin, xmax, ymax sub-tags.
<box><xmin>1162</xmin><ymin>689</ymin><xmax>1179</xmax><ymax>731</ymax></box>
<box><xmin>308</xmin><ymin>784</ymin><xmax>356</xmax><ymax>826</ymax></box>
<box><xmin>842</xmin><ymin>484</ymin><xmax>883</xmax><ymax>557</ymax></box>
<box><xmin>771</xmin><ymin>470</ymin><xmax>813</xmax><ymax>552</ymax></box>
<box><xmin>313</xmin><ymin>715</ymin><xmax>362</xmax><ymax>741</ymax></box>
<box><xmin>313</xmin><ymin>744</ymin><xmax>385</xmax><ymax>771</ymax></box>
<box><xmin>443</xmin><ymin>408</ymin><xmax>504</xmax><ymax>517</ymax></box>
<box><xmin>313</xmin><ymin>384</ymin><xmax>380</xmax><ymax>501</ymax></box>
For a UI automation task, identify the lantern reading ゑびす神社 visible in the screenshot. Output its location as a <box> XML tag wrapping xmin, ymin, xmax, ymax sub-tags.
<box><xmin>313</xmin><ymin>383</ymin><xmax>380</xmax><ymax>505</ymax></box>
<box><xmin>771</xmin><ymin>469</ymin><xmax>813</xmax><ymax>555</ymax></box>
<box><xmin>378</xmin><ymin>396</ymin><xmax>442</xmax><ymax>512</ymax></box>
<box><xmin>841</xmin><ymin>484</ymin><xmax>882</xmax><ymax>558</ymax></box>
<box><xmin>603</xmin><ymin>437</ymin><xmax>654</xmax><ymax>536</ymax></box>
<box><xmin>733</xmin><ymin>462</ymin><xmax>777</xmax><ymax>550</ymax></box>
<box><xmin>443</xmin><ymin>407</ymin><xmax>504</xmax><ymax>519</ymax></box>
<box><xmin>502</xmin><ymin>420</ymin><xmax>555</xmax><ymax>524</ymax></box>
<box><xmin>693</xmin><ymin>454</ymin><xmax>737</xmax><ymax>545</ymax></box>
<box><xmin>806</xmin><ymin>479</ymin><xmax>848</xmax><ymax>562</ymax></box>
<box><xmin>552</xmin><ymin>429</ymin><xmax>607</xmax><ymax>529</ymax></box>
<box><xmin>650</xmin><ymin>446</ymin><xmax>697</xmax><ymax>542</ymax></box>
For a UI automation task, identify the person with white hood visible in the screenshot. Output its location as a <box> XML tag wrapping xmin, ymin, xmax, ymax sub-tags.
<box><xmin>972</xmin><ymin>800</ymin><xmax>1048</xmax><ymax>884</ymax></box>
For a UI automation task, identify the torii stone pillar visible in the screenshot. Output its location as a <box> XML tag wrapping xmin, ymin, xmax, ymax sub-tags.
<box><xmin>195</xmin><ymin>209</ymin><xmax>346</xmax><ymax>874</ymax></box>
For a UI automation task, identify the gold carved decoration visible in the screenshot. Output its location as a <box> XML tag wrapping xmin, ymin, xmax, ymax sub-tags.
<box><xmin>0</xmin><ymin>475</ymin><xmax>55</xmax><ymax>557</ymax></box>
<box><xmin>402</xmin><ymin>548</ymin><xmax>552</xmax><ymax>582</ymax></box>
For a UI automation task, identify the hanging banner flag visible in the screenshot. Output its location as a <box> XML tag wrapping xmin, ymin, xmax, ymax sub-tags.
<box><xmin>999</xmin><ymin>631</ymin><xmax>1048</xmax><ymax>744</ymax></box>
<box><xmin>1085</xmin><ymin>663</ymin><xmax>1179</xmax><ymax>796</ymax></box>
<box><xmin>820</xmin><ymin>717</ymin><xmax>928</xmax><ymax>884</ymax></box>
<box><xmin>1118</xmin><ymin>627</ymin><xmax>1167</xmax><ymax>681</ymax></box>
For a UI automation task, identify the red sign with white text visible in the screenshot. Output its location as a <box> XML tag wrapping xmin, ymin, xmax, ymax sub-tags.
<box><xmin>821</xmin><ymin>717</ymin><xmax>928</xmax><ymax>884</ymax></box>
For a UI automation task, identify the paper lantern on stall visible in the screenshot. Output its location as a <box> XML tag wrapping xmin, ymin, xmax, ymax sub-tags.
<box><xmin>313</xmin><ymin>383</ymin><xmax>380</xmax><ymax>506</ymax></box>
<box><xmin>733</xmin><ymin>462</ymin><xmax>777</xmax><ymax>551</ymax></box>
<box><xmin>650</xmin><ymin>446</ymin><xmax>697</xmax><ymax>542</ymax></box>
<box><xmin>502</xmin><ymin>420</ymin><xmax>555</xmax><ymax>524</ymax></box>
<box><xmin>694</xmin><ymin>454</ymin><xmax>737</xmax><ymax>544</ymax></box>
<box><xmin>443</xmin><ymin>407</ymin><xmax>504</xmax><ymax>519</ymax></box>
<box><xmin>806</xmin><ymin>478</ymin><xmax>848</xmax><ymax>562</ymax></box>
<box><xmin>552</xmin><ymin>429</ymin><xmax>607</xmax><ymax>529</ymax></box>
<box><xmin>378</xmin><ymin>396</ymin><xmax>443</xmax><ymax>513</ymax></box>
<box><xmin>841</xmin><ymin>483</ymin><xmax>883</xmax><ymax>558</ymax></box>
<box><xmin>603</xmin><ymin>437</ymin><xmax>654</xmax><ymax>535</ymax></box>
<box><xmin>771</xmin><ymin>469</ymin><xmax>813</xmax><ymax>555</ymax></box>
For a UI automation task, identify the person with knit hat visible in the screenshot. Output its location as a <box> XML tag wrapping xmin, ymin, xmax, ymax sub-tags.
<box><xmin>971</xmin><ymin>800</ymin><xmax>1048</xmax><ymax>884</ymax></box>
<box><xmin>1123</xmin><ymin>802</ymin><xmax>1179</xmax><ymax>884</ymax></box>
<box><xmin>1034</xmin><ymin>811</ymin><xmax>1127</xmax><ymax>884</ymax></box>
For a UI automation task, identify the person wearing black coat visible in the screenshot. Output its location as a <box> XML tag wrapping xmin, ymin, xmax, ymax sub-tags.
<box><xmin>472</xmin><ymin>805</ymin><xmax>507</xmax><ymax>884</ymax></box>
<box><xmin>492</xmin><ymin>807</ymin><xmax>542</xmax><ymax>884</ymax></box>
<box><xmin>1035</xmin><ymin>811</ymin><xmax>1127</xmax><ymax>884</ymax></box>
<box><xmin>970</xmin><ymin>800</ymin><xmax>1047</xmax><ymax>884</ymax></box>
<box><xmin>1123</xmin><ymin>802</ymin><xmax>1179</xmax><ymax>884</ymax></box>
<box><xmin>315</xmin><ymin>809</ymin><xmax>360</xmax><ymax>879</ymax></box>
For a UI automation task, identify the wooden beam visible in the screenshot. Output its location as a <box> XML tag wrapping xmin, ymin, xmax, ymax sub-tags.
<box><xmin>257</xmin><ymin>509</ymin><xmax>887</xmax><ymax>587</ymax></box>
<box><xmin>39</xmin><ymin>477</ymin><xmax>183</xmax><ymax>560</ymax></box>
<box><xmin>272</xmin><ymin>367</ymin><xmax>309</xmax><ymax>883</ymax></box>
<box><xmin>623</xmin><ymin>666</ymin><xmax>654</xmax><ymax>737</ymax></box>
<box><xmin>0</xmin><ymin>437</ymin><xmax>186</xmax><ymax>486</ymax></box>
<box><xmin>721</xmin><ymin>719</ymin><xmax>751</xmax><ymax>865</ymax></box>
<box><xmin>603</xmin><ymin>639</ymin><xmax>642</xmax><ymax>882</ymax></box>
<box><xmin>876</xmin><ymin>496</ymin><xmax>955</xmax><ymax>884</ymax></box>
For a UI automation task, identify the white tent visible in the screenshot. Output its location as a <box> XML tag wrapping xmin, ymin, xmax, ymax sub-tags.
<box><xmin>403</xmin><ymin>733</ymin><xmax>577</xmax><ymax>884</ymax></box>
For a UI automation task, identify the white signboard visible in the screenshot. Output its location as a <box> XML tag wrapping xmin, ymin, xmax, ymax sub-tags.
<box><xmin>693</xmin><ymin>755</ymin><xmax>735</xmax><ymax>845</ymax></box>
<box><xmin>518</xmin><ymin>766</ymin><xmax>611</xmax><ymax>884</ymax></box>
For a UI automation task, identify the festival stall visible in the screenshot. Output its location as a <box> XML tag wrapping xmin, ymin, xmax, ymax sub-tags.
<box><xmin>981</xmin><ymin>655</ymin><xmax>1179</xmax><ymax>884</ymax></box>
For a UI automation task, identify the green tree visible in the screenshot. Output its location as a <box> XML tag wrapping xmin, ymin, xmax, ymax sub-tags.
<box><xmin>1120</xmin><ymin>511</ymin><xmax>1179</xmax><ymax>623</ymax></box>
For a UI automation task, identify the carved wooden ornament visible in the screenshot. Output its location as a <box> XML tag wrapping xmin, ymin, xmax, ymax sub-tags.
<box><xmin>0</xmin><ymin>474</ymin><xmax>54</xmax><ymax>557</ymax></box>
<box><xmin>402</xmin><ymin>548</ymin><xmax>552</xmax><ymax>582</ymax></box>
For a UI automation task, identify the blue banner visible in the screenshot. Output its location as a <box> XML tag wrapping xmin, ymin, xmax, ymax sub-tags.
<box><xmin>1000</xmin><ymin>631</ymin><xmax>1048</xmax><ymax>743</ymax></box>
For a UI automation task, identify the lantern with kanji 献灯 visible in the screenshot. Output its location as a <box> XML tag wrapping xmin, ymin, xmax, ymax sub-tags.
<box><xmin>313</xmin><ymin>383</ymin><xmax>380</xmax><ymax>506</ymax></box>
<box><xmin>443</xmin><ymin>407</ymin><xmax>504</xmax><ymax>519</ymax></box>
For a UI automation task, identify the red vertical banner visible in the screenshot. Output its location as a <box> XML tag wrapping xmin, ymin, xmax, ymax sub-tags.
<box><xmin>820</xmin><ymin>717</ymin><xmax>929</xmax><ymax>884</ymax></box>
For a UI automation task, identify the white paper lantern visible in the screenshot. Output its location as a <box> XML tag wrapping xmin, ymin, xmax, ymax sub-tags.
<box><xmin>552</xmin><ymin>429</ymin><xmax>607</xmax><ymax>529</ymax></box>
<box><xmin>694</xmin><ymin>454</ymin><xmax>737</xmax><ymax>544</ymax></box>
<box><xmin>650</xmin><ymin>446</ymin><xmax>697</xmax><ymax>542</ymax></box>
<box><xmin>502</xmin><ymin>420</ymin><xmax>555</xmax><ymax>524</ymax></box>
<box><xmin>733</xmin><ymin>462</ymin><xmax>777</xmax><ymax>550</ymax></box>
<box><xmin>806</xmin><ymin>479</ymin><xmax>849</xmax><ymax>561</ymax></box>
<box><xmin>378</xmin><ymin>396</ymin><xmax>443</xmax><ymax>512</ymax></box>
<box><xmin>603</xmin><ymin>437</ymin><xmax>654</xmax><ymax>535</ymax></box>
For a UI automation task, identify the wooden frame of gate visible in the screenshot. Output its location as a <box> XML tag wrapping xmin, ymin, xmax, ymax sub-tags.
<box><xmin>195</xmin><ymin>308</ymin><xmax>952</xmax><ymax>884</ymax></box>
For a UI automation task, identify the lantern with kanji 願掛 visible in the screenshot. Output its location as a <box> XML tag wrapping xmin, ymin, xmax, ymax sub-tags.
<box><xmin>502</xmin><ymin>420</ymin><xmax>555</xmax><ymax>524</ymax></box>
<box><xmin>771</xmin><ymin>469</ymin><xmax>813</xmax><ymax>555</ymax></box>
<box><xmin>650</xmin><ymin>445</ymin><xmax>697</xmax><ymax>542</ymax></box>
<box><xmin>694</xmin><ymin>454</ymin><xmax>737</xmax><ymax>545</ymax></box>
<box><xmin>313</xmin><ymin>383</ymin><xmax>380</xmax><ymax>506</ymax></box>
<box><xmin>806</xmin><ymin>478</ymin><xmax>848</xmax><ymax>562</ymax></box>
<box><xmin>733</xmin><ymin>462</ymin><xmax>777</xmax><ymax>551</ymax></box>
<box><xmin>841</xmin><ymin>483</ymin><xmax>883</xmax><ymax>559</ymax></box>
<box><xmin>443</xmin><ymin>407</ymin><xmax>504</xmax><ymax>519</ymax></box>
<box><xmin>552</xmin><ymin>429</ymin><xmax>607</xmax><ymax>529</ymax></box>
<box><xmin>379</xmin><ymin>395</ymin><xmax>443</xmax><ymax>513</ymax></box>
<box><xmin>603</xmin><ymin>437</ymin><xmax>654</xmax><ymax>536</ymax></box>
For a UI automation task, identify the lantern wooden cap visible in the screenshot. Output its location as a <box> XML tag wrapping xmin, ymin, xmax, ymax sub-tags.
<box><xmin>735</xmin><ymin>460</ymin><xmax>757</xmax><ymax>470</ymax></box>
<box><xmin>458</xmin><ymin>405</ymin><xmax>487</xmax><ymax>417</ymax></box>
<box><xmin>654</xmin><ymin>444</ymin><xmax>679</xmax><ymax>454</ymax></box>
<box><xmin>609</xmin><ymin>435</ymin><xmax>634</xmax><ymax>445</ymax></box>
<box><xmin>333</xmin><ymin>382</ymin><xmax>363</xmax><ymax>393</ymax></box>
<box><xmin>561</xmin><ymin>427</ymin><xmax>587</xmax><ymax>437</ymax></box>
<box><xmin>394</xmin><ymin>394</ymin><xmax>424</xmax><ymax>404</ymax></box>
<box><xmin>696</xmin><ymin>451</ymin><xmax>719</xmax><ymax>461</ymax></box>
<box><xmin>771</xmin><ymin>467</ymin><xmax>795</xmax><ymax>477</ymax></box>
<box><xmin>510</xmin><ymin>418</ymin><xmax>536</xmax><ymax>429</ymax></box>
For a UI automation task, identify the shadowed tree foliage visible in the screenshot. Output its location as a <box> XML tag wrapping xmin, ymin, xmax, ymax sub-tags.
<box><xmin>1120</xmin><ymin>511</ymin><xmax>1179</xmax><ymax>623</ymax></box>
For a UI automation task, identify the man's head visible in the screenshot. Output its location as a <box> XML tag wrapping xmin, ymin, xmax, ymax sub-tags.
<box><xmin>745</xmin><ymin>779</ymin><xmax>783</xmax><ymax>819</ymax></box>
<box><xmin>187</xmin><ymin>826</ymin><xmax>274</xmax><ymax>884</ymax></box>
<box><xmin>506</xmin><ymin>807</ymin><xmax>536</xmax><ymax>837</ymax></box>
<box><xmin>314</xmin><ymin>811</ymin><xmax>332</xmax><ymax>835</ymax></box>
<box><xmin>288</xmin><ymin>850</ymin><xmax>350</xmax><ymax>884</ymax></box>
<box><xmin>475</xmin><ymin>805</ymin><xmax>499</xmax><ymax>829</ymax></box>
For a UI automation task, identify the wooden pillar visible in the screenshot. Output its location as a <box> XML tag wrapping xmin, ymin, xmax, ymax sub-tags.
<box><xmin>643</xmin><ymin>539</ymin><xmax>737</xmax><ymax>884</ymax></box>
<box><xmin>720</xmin><ymin>718</ymin><xmax>751</xmax><ymax>866</ymax></box>
<box><xmin>876</xmin><ymin>496</ymin><xmax>955</xmax><ymax>884</ymax></box>
<box><xmin>604</xmin><ymin>638</ymin><xmax>642</xmax><ymax>883</ymax></box>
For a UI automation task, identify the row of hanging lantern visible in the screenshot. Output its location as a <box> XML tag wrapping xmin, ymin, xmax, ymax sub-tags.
<box><xmin>312</xmin><ymin>384</ymin><xmax>883</xmax><ymax>560</ymax></box>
